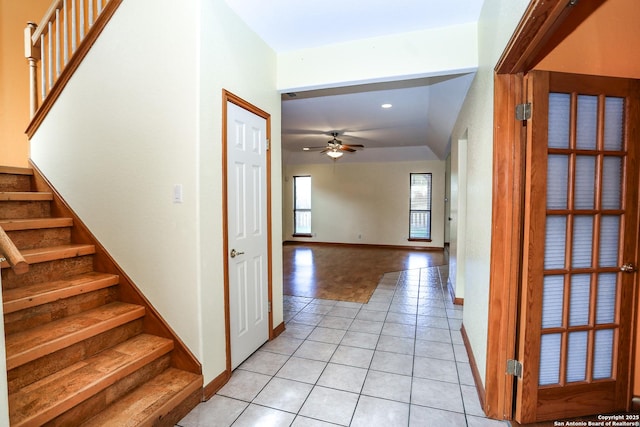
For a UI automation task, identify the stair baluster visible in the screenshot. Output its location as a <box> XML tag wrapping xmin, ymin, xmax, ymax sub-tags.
<box><xmin>24</xmin><ymin>0</ymin><xmax>123</xmax><ymax>137</ymax></box>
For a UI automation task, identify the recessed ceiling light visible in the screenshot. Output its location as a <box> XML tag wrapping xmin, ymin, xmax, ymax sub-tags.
<box><xmin>381</xmin><ymin>103</ymin><xmax>392</xmax><ymax>109</ymax></box>
<box><xmin>302</xmin><ymin>147</ymin><xmax>310</xmax><ymax>151</ymax></box>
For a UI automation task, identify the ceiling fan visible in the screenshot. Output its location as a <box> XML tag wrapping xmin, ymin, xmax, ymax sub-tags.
<box><xmin>303</xmin><ymin>132</ymin><xmax>365</xmax><ymax>160</ymax></box>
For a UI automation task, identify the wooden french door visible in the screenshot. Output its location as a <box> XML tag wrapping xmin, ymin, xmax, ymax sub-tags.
<box><xmin>515</xmin><ymin>71</ymin><xmax>640</xmax><ymax>423</ymax></box>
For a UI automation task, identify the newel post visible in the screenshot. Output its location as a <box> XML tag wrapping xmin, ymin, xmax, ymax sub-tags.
<box><xmin>24</xmin><ymin>22</ymin><xmax>39</xmax><ymax>118</ymax></box>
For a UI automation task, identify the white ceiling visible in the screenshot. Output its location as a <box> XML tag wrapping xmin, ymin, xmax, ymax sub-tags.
<box><xmin>224</xmin><ymin>0</ymin><xmax>485</xmax><ymax>164</ymax></box>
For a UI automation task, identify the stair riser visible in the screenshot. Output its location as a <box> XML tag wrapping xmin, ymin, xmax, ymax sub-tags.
<box><xmin>0</xmin><ymin>201</ymin><xmax>50</xmax><ymax>219</ymax></box>
<box><xmin>3</xmin><ymin>273</ymin><xmax>120</xmax><ymax>314</ymax></box>
<box><xmin>6</xmin><ymin>304</ymin><xmax>146</xmax><ymax>371</ymax></box>
<box><xmin>7</xmin><ymin>320</ymin><xmax>144</xmax><ymax>395</ymax></box>
<box><xmin>80</xmin><ymin>368</ymin><xmax>203</xmax><ymax>427</ymax></box>
<box><xmin>43</xmin><ymin>354</ymin><xmax>171</xmax><ymax>427</ymax></box>
<box><xmin>4</xmin><ymin>287</ymin><xmax>119</xmax><ymax>335</ymax></box>
<box><xmin>2</xmin><ymin>256</ymin><xmax>94</xmax><ymax>289</ymax></box>
<box><xmin>0</xmin><ymin>175</ymin><xmax>31</xmax><ymax>192</ymax></box>
<box><xmin>44</xmin><ymin>355</ymin><xmax>172</xmax><ymax>427</ymax></box>
<box><xmin>6</xmin><ymin>228</ymin><xmax>71</xmax><ymax>251</ymax></box>
<box><xmin>149</xmin><ymin>381</ymin><xmax>203</xmax><ymax>426</ymax></box>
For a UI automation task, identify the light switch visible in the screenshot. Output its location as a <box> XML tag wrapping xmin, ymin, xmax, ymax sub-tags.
<box><xmin>173</xmin><ymin>184</ymin><xmax>183</xmax><ymax>203</ymax></box>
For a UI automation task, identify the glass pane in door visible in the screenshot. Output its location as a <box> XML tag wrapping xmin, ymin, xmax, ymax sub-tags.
<box><xmin>547</xmin><ymin>155</ymin><xmax>569</xmax><ymax>209</ymax></box>
<box><xmin>593</xmin><ymin>329</ymin><xmax>614</xmax><ymax>379</ymax></box>
<box><xmin>567</xmin><ymin>331</ymin><xmax>588</xmax><ymax>382</ymax></box>
<box><xmin>548</xmin><ymin>93</ymin><xmax>571</xmax><ymax>149</ymax></box>
<box><xmin>576</xmin><ymin>95</ymin><xmax>597</xmax><ymax>150</ymax></box>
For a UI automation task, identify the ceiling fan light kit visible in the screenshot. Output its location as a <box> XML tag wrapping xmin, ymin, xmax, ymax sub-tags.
<box><xmin>327</xmin><ymin>150</ymin><xmax>343</xmax><ymax>159</ymax></box>
<box><xmin>302</xmin><ymin>131</ymin><xmax>365</xmax><ymax>161</ymax></box>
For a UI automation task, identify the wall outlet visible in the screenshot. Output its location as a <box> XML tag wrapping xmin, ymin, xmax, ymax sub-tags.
<box><xmin>173</xmin><ymin>184</ymin><xmax>183</xmax><ymax>203</ymax></box>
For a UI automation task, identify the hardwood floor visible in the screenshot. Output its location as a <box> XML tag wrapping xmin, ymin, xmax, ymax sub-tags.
<box><xmin>283</xmin><ymin>242</ymin><xmax>448</xmax><ymax>303</ymax></box>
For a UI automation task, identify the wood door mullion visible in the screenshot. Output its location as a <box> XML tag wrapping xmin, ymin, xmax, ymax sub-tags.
<box><xmin>587</xmin><ymin>95</ymin><xmax>604</xmax><ymax>384</ymax></box>
<box><xmin>586</xmin><ymin>276</ymin><xmax>597</xmax><ymax>383</ymax></box>
<box><xmin>565</xmin><ymin>92</ymin><xmax>576</xmax><ymax>389</ymax></box>
<box><xmin>558</xmin><ymin>270</ymin><xmax>571</xmax><ymax>387</ymax></box>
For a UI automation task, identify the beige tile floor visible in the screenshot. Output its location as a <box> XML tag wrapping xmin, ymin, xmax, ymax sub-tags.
<box><xmin>177</xmin><ymin>266</ymin><xmax>510</xmax><ymax>427</ymax></box>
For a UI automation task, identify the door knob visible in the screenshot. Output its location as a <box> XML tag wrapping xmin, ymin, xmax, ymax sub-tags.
<box><xmin>230</xmin><ymin>249</ymin><xmax>245</xmax><ymax>258</ymax></box>
<box><xmin>620</xmin><ymin>263</ymin><xmax>636</xmax><ymax>273</ymax></box>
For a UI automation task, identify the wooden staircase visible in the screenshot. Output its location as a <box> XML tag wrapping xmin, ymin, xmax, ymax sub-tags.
<box><xmin>0</xmin><ymin>165</ymin><xmax>202</xmax><ymax>426</ymax></box>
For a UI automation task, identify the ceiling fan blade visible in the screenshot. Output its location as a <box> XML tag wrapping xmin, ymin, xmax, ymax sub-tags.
<box><xmin>282</xmin><ymin>129</ymin><xmax>329</xmax><ymax>136</ymax></box>
<box><xmin>342</xmin><ymin>144</ymin><xmax>364</xmax><ymax>148</ymax></box>
<box><xmin>340</xmin><ymin>146</ymin><xmax>356</xmax><ymax>152</ymax></box>
<box><xmin>320</xmin><ymin>148</ymin><xmax>330</xmax><ymax>154</ymax></box>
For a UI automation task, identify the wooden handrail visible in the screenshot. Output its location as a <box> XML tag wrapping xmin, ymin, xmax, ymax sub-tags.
<box><xmin>32</xmin><ymin>0</ymin><xmax>64</xmax><ymax>44</ymax></box>
<box><xmin>0</xmin><ymin>228</ymin><xmax>28</xmax><ymax>275</ymax></box>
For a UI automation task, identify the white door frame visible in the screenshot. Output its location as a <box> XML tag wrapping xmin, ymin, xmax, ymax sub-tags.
<box><xmin>222</xmin><ymin>90</ymin><xmax>273</xmax><ymax>373</ymax></box>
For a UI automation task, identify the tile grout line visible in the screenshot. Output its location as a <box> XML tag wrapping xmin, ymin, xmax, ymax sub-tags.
<box><xmin>201</xmin><ymin>265</ymin><xmax>495</xmax><ymax>426</ymax></box>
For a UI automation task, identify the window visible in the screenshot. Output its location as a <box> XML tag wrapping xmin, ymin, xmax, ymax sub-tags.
<box><xmin>294</xmin><ymin>176</ymin><xmax>312</xmax><ymax>236</ymax></box>
<box><xmin>409</xmin><ymin>173</ymin><xmax>432</xmax><ymax>240</ymax></box>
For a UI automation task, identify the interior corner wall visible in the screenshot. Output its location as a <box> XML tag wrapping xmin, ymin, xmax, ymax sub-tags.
<box><xmin>197</xmin><ymin>0</ymin><xmax>281</xmax><ymax>384</ymax></box>
<box><xmin>449</xmin><ymin>0</ymin><xmax>530</xmax><ymax>387</ymax></box>
<box><xmin>283</xmin><ymin>160</ymin><xmax>445</xmax><ymax>248</ymax></box>
<box><xmin>0</xmin><ymin>0</ymin><xmax>50</xmax><ymax>167</ymax></box>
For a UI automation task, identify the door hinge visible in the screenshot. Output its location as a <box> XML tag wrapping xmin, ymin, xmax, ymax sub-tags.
<box><xmin>506</xmin><ymin>359</ymin><xmax>523</xmax><ymax>378</ymax></box>
<box><xmin>515</xmin><ymin>103</ymin><xmax>531</xmax><ymax>121</ymax></box>
<box><xmin>266</xmin><ymin>139</ymin><xmax>270</xmax><ymax>150</ymax></box>
<box><xmin>268</xmin><ymin>301</ymin><xmax>272</xmax><ymax>313</ymax></box>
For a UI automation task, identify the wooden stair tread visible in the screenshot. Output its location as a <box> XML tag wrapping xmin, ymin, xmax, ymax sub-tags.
<box><xmin>0</xmin><ymin>191</ymin><xmax>52</xmax><ymax>201</ymax></box>
<box><xmin>9</xmin><ymin>334</ymin><xmax>174</xmax><ymax>427</ymax></box>
<box><xmin>3</xmin><ymin>272</ymin><xmax>119</xmax><ymax>314</ymax></box>
<box><xmin>5</xmin><ymin>301</ymin><xmax>145</xmax><ymax>370</ymax></box>
<box><xmin>0</xmin><ymin>166</ymin><xmax>33</xmax><ymax>176</ymax></box>
<box><xmin>80</xmin><ymin>368</ymin><xmax>202</xmax><ymax>427</ymax></box>
<box><xmin>0</xmin><ymin>217</ymin><xmax>73</xmax><ymax>231</ymax></box>
<box><xmin>0</xmin><ymin>243</ymin><xmax>95</xmax><ymax>269</ymax></box>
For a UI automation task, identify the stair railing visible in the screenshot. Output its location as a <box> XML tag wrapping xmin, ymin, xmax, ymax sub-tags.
<box><xmin>0</xmin><ymin>228</ymin><xmax>28</xmax><ymax>275</ymax></box>
<box><xmin>24</xmin><ymin>0</ymin><xmax>122</xmax><ymax>135</ymax></box>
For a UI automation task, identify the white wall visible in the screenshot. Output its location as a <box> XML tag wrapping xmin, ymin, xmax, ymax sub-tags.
<box><xmin>197</xmin><ymin>0</ymin><xmax>281</xmax><ymax>383</ymax></box>
<box><xmin>283</xmin><ymin>161</ymin><xmax>445</xmax><ymax>248</ymax></box>
<box><xmin>30</xmin><ymin>0</ymin><xmax>201</xmax><ymax>351</ymax></box>
<box><xmin>449</xmin><ymin>0</ymin><xmax>530</xmax><ymax>386</ymax></box>
<box><xmin>28</xmin><ymin>0</ymin><xmax>281</xmax><ymax>385</ymax></box>
<box><xmin>448</xmin><ymin>135</ymin><xmax>468</xmax><ymax>300</ymax></box>
<box><xmin>444</xmin><ymin>154</ymin><xmax>451</xmax><ymax>245</ymax></box>
<box><xmin>278</xmin><ymin>23</ymin><xmax>478</xmax><ymax>92</ymax></box>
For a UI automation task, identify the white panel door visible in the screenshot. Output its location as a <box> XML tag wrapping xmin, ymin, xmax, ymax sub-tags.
<box><xmin>227</xmin><ymin>101</ymin><xmax>269</xmax><ymax>369</ymax></box>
